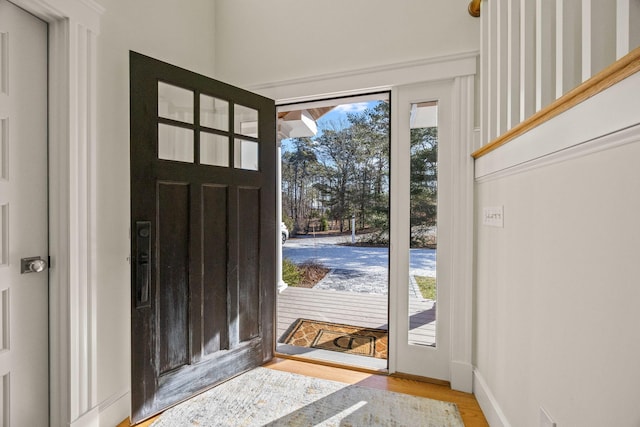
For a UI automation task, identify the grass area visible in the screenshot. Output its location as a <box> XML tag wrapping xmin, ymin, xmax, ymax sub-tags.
<box><xmin>282</xmin><ymin>258</ymin><xmax>329</xmax><ymax>288</ymax></box>
<box><xmin>414</xmin><ymin>275</ymin><xmax>436</xmax><ymax>300</ymax></box>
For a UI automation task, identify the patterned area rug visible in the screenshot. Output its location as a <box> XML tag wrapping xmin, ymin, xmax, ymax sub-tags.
<box><xmin>281</xmin><ymin>318</ymin><xmax>388</xmax><ymax>359</ymax></box>
<box><xmin>151</xmin><ymin>367</ymin><xmax>464</xmax><ymax>427</ymax></box>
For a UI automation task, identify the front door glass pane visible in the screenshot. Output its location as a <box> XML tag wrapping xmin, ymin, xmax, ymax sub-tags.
<box><xmin>234</xmin><ymin>139</ymin><xmax>259</xmax><ymax>171</ymax></box>
<box><xmin>201</xmin><ymin>132</ymin><xmax>229</xmax><ymax>167</ymax></box>
<box><xmin>234</xmin><ymin>104</ymin><xmax>258</xmax><ymax>138</ymax></box>
<box><xmin>409</xmin><ymin>101</ymin><xmax>438</xmax><ymax>347</ymax></box>
<box><xmin>158</xmin><ymin>123</ymin><xmax>194</xmax><ymax>163</ymax></box>
<box><xmin>158</xmin><ymin>82</ymin><xmax>194</xmax><ymax>123</ymax></box>
<box><xmin>200</xmin><ymin>94</ymin><xmax>229</xmax><ymax>131</ymax></box>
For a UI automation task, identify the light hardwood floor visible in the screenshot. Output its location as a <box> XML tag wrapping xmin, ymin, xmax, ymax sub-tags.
<box><xmin>120</xmin><ymin>357</ymin><xmax>488</xmax><ymax>426</ymax></box>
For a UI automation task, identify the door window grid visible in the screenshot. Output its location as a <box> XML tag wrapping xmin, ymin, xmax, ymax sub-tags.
<box><xmin>157</xmin><ymin>82</ymin><xmax>260</xmax><ymax>170</ymax></box>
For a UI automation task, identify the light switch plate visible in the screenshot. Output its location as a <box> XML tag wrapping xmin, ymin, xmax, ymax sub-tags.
<box><xmin>483</xmin><ymin>206</ymin><xmax>504</xmax><ymax>227</ymax></box>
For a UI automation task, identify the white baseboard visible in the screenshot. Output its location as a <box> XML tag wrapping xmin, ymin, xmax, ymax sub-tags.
<box><xmin>98</xmin><ymin>389</ymin><xmax>130</xmax><ymax>427</ymax></box>
<box><xmin>70</xmin><ymin>407</ymin><xmax>99</xmax><ymax>427</ymax></box>
<box><xmin>68</xmin><ymin>389</ymin><xmax>129</xmax><ymax>427</ymax></box>
<box><xmin>473</xmin><ymin>369</ymin><xmax>511</xmax><ymax>427</ymax></box>
<box><xmin>450</xmin><ymin>361</ymin><xmax>473</xmax><ymax>393</ymax></box>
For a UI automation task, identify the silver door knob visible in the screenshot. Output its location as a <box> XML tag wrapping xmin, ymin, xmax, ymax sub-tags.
<box><xmin>21</xmin><ymin>257</ymin><xmax>48</xmax><ymax>274</ymax></box>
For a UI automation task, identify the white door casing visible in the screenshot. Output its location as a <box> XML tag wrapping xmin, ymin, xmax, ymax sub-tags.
<box><xmin>7</xmin><ymin>0</ymin><xmax>103</xmax><ymax>426</ymax></box>
<box><xmin>391</xmin><ymin>80</ymin><xmax>452</xmax><ymax>381</ymax></box>
<box><xmin>0</xmin><ymin>1</ymin><xmax>48</xmax><ymax>424</ymax></box>
<box><xmin>391</xmin><ymin>75</ymin><xmax>475</xmax><ymax>389</ymax></box>
<box><xmin>253</xmin><ymin>54</ymin><xmax>476</xmax><ymax>391</ymax></box>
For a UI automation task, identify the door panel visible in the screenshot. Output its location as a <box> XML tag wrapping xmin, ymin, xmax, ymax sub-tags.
<box><xmin>201</xmin><ymin>184</ymin><xmax>228</xmax><ymax>356</ymax></box>
<box><xmin>157</xmin><ymin>181</ymin><xmax>190</xmax><ymax>374</ymax></box>
<box><xmin>238</xmin><ymin>187</ymin><xmax>261</xmax><ymax>341</ymax></box>
<box><xmin>130</xmin><ymin>52</ymin><xmax>276</xmax><ymax>423</ymax></box>
<box><xmin>0</xmin><ymin>1</ymin><xmax>48</xmax><ymax>425</ymax></box>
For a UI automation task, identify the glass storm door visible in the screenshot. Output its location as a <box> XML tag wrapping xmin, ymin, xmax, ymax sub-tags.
<box><xmin>129</xmin><ymin>52</ymin><xmax>276</xmax><ymax>423</ymax></box>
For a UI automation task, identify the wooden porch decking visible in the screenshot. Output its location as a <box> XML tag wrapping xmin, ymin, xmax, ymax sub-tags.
<box><xmin>276</xmin><ymin>286</ymin><xmax>436</xmax><ymax>347</ymax></box>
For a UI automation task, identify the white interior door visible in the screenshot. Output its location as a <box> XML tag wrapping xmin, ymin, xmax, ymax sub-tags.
<box><xmin>390</xmin><ymin>80</ymin><xmax>453</xmax><ymax>381</ymax></box>
<box><xmin>0</xmin><ymin>1</ymin><xmax>49</xmax><ymax>425</ymax></box>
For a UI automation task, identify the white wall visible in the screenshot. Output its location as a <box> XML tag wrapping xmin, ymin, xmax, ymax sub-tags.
<box><xmin>474</xmin><ymin>76</ymin><xmax>640</xmax><ymax>425</ymax></box>
<box><xmin>95</xmin><ymin>1</ymin><xmax>216</xmax><ymax>424</ymax></box>
<box><xmin>92</xmin><ymin>1</ymin><xmax>478</xmax><ymax>424</ymax></box>
<box><xmin>214</xmin><ymin>0</ymin><xmax>479</xmax><ymax>87</ymax></box>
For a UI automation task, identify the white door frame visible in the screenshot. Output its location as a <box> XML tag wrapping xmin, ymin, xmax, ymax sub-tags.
<box><xmin>7</xmin><ymin>0</ymin><xmax>103</xmax><ymax>425</ymax></box>
<box><xmin>251</xmin><ymin>51</ymin><xmax>477</xmax><ymax>392</ymax></box>
<box><xmin>391</xmin><ymin>80</ymin><xmax>454</xmax><ymax>381</ymax></box>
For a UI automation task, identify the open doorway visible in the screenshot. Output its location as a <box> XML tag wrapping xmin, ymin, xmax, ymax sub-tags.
<box><xmin>275</xmin><ymin>93</ymin><xmax>390</xmax><ymax>370</ymax></box>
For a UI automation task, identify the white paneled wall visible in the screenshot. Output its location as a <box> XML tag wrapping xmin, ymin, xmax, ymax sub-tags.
<box><xmin>480</xmin><ymin>0</ymin><xmax>640</xmax><ymax>145</ymax></box>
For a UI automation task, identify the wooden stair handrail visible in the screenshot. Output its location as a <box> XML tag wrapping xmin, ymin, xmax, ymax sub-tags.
<box><xmin>472</xmin><ymin>45</ymin><xmax>640</xmax><ymax>159</ymax></box>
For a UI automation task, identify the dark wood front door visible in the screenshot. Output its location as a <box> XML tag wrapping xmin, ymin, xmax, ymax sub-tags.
<box><xmin>129</xmin><ymin>52</ymin><xmax>276</xmax><ymax>423</ymax></box>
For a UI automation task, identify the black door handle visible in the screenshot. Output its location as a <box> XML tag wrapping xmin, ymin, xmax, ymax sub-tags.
<box><xmin>135</xmin><ymin>221</ymin><xmax>151</xmax><ymax>308</ymax></box>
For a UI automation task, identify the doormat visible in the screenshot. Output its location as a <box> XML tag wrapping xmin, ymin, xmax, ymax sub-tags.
<box><xmin>281</xmin><ymin>318</ymin><xmax>388</xmax><ymax>359</ymax></box>
<box><xmin>150</xmin><ymin>367</ymin><xmax>464</xmax><ymax>426</ymax></box>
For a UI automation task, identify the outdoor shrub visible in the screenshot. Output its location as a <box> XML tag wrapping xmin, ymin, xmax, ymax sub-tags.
<box><xmin>320</xmin><ymin>215</ymin><xmax>329</xmax><ymax>231</ymax></box>
<box><xmin>282</xmin><ymin>258</ymin><xmax>302</xmax><ymax>286</ymax></box>
<box><xmin>357</xmin><ymin>230</ymin><xmax>389</xmax><ymax>246</ymax></box>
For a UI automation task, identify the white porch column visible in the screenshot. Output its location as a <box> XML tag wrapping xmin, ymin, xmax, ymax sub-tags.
<box><xmin>276</xmin><ymin>139</ymin><xmax>288</xmax><ymax>292</ymax></box>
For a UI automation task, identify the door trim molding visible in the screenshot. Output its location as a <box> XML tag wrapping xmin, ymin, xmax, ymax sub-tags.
<box><xmin>249</xmin><ymin>51</ymin><xmax>478</xmax><ymax>104</ymax></box>
<box><xmin>258</xmin><ymin>54</ymin><xmax>476</xmax><ymax>391</ymax></box>
<box><xmin>8</xmin><ymin>1</ymin><xmax>103</xmax><ymax>426</ymax></box>
<box><xmin>449</xmin><ymin>75</ymin><xmax>475</xmax><ymax>393</ymax></box>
